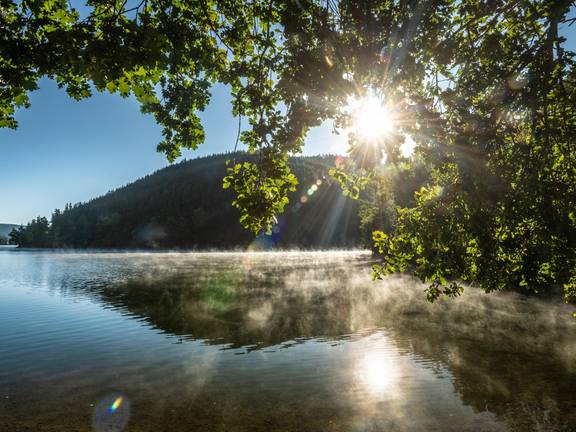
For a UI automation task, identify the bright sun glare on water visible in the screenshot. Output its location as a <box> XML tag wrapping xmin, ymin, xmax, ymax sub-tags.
<box><xmin>357</xmin><ymin>351</ymin><xmax>398</xmax><ymax>396</ymax></box>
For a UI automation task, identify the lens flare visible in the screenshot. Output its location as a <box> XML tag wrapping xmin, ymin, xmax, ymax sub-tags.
<box><xmin>109</xmin><ymin>397</ymin><xmax>123</xmax><ymax>413</ymax></box>
<box><xmin>93</xmin><ymin>393</ymin><xmax>131</xmax><ymax>432</ymax></box>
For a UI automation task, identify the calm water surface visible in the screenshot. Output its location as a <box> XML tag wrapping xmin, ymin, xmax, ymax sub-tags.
<box><xmin>0</xmin><ymin>250</ymin><xmax>575</xmax><ymax>431</ymax></box>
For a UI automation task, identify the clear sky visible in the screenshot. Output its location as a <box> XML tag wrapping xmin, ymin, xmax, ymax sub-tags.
<box><xmin>0</xmin><ymin>79</ymin><xmax>347</xmax><ymax>224</ymax></box>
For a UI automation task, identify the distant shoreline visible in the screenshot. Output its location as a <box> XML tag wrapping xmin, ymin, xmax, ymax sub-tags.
<box><xmin>2</xmin><ymin>247</ymin><xmax>372</xmax><ymax>254</ymax></box>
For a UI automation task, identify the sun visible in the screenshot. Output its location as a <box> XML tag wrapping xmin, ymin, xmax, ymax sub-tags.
<box><xmin>345</xmin><ymin>93</ymin><xmax>395</xmax><ymax>141</ymax></box>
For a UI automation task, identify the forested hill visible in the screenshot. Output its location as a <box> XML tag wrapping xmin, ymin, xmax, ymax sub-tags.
<box><xmin>10</xmin><ymin>153</ymin><xmax>362</xmax><ymax>249</ymax></box>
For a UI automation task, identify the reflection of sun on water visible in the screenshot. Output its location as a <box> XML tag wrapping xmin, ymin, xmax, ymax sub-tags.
<box><xmin>357</xmin><ymin>351</ymin><xmax>398</xmax><ymax>396</ymax></box>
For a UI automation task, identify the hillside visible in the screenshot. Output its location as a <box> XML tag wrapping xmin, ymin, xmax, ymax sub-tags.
<box><xmin>11</xmin><ymin>153</ymin><xmax>363</xmax><ymax>249</ymax></box>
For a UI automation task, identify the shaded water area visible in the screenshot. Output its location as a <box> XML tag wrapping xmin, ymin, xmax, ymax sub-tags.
<box><xmin>0</xmin><ymin>250</ymin><xmax>575</xmax><ymax>432</ymax></box>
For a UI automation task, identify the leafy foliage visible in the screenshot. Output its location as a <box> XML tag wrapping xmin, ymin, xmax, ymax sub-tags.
<box><xmin>223</xmin><ymin>151</ymin><xmax>297</xmax><ymax>233</ymax></box>
<box><xmin>359</xmin><ymin>1</ymin><xmax>576</xmax><ymax>304</ymax></box>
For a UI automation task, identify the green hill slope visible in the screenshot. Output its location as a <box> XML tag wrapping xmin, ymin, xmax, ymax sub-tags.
<box><xmin>11</xmin><ymin>153</ymin><xmax>362</xmax><ymax>249</ymax></box>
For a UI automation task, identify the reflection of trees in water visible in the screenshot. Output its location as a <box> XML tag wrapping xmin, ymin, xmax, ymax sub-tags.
<box><xmin>101</xmin><ymin>263</ymin><xmax>361</xmax><ymax>350</ymax></box>
<box><xmin>98</xmin><ymin>262</ymin><xmax>576</xmax><ymax>431</ymax></box>
<box><xmin>382</xmin><ymin>321</ymin><xmax>576</xmax><ymax>431</ymax></box>
<box><xmin>372</xmin><ymin>289</ymin><xmax>576</xmax><ymax>432</ymax></box>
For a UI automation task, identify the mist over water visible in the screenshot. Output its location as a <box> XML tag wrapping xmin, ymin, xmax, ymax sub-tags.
<box><xmin>0</xmin><ymin>250</ymin><xmax>575</xmax><ymax>431</ymax></box>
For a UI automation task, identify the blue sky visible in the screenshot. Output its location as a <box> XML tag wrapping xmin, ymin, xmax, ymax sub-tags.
<box><xmin>0</xmin><ymin>80</ymin><xmax>346</xmax><ymax>224</ymax></box>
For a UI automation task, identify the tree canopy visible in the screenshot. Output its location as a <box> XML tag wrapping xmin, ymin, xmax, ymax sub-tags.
<box><xmin>2</xmin><ymin>0</ymin><xmax>575</xmax><ymax>306</ymax></box>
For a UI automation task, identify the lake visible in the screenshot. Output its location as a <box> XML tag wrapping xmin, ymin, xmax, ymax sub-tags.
<box><xmin>0</xmin><ymin>250</ymin><xmax>575</xmax><ymax>431</ymax></box>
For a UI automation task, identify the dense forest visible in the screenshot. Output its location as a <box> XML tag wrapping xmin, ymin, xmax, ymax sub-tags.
<box><xmin>9</xmin><ymin>153</ymin><xmax>364</xmax><ymax>249</ymax></box>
